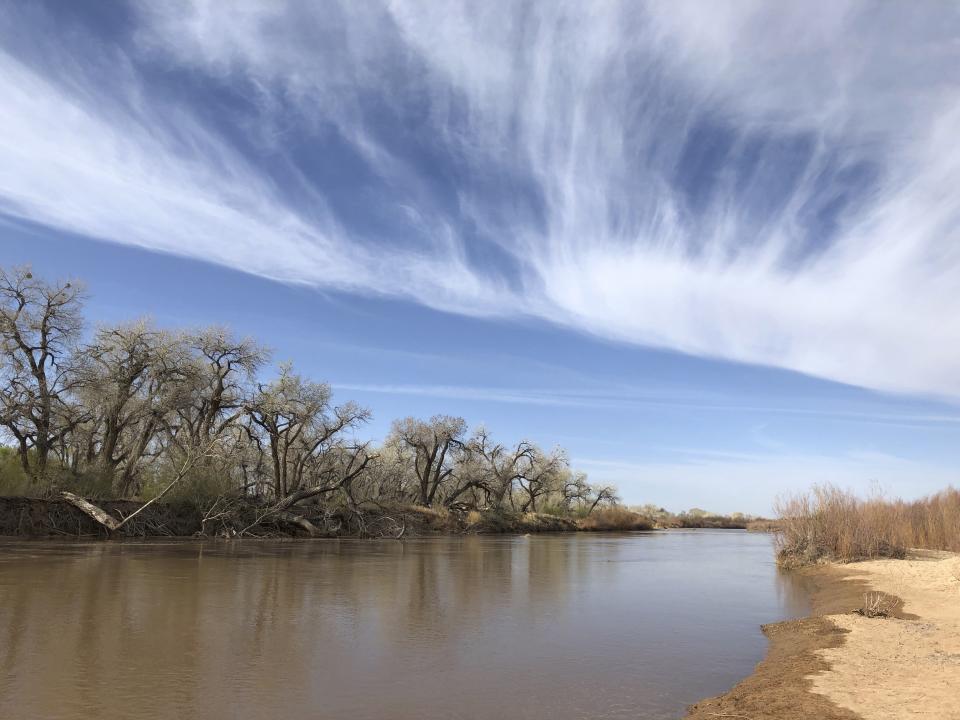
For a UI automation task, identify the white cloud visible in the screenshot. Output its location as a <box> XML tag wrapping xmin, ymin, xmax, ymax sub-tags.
<box><xmin>332</xmin><ymin>382</ymin><xmax>960</xmax><ymax>428</ymax></box>
<box><xmin>2</xmin><ymin>1</ymin><xmax>959</xmax><ymax>399</ymax></box>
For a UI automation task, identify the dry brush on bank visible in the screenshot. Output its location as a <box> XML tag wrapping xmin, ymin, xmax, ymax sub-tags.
<box><xmin>774</xmin><ymin>484</ymin><xmax>960</xmax><ymax>566</ymax></box>
<box><xmin>629</xmin><ymin>504</ymin><xmax>762</xmax><ymax>529</ymax></box>
<box><xmin>577</xmin><ymin>506</ymin><xmax>654</xmax><ymax>531</ymax></box>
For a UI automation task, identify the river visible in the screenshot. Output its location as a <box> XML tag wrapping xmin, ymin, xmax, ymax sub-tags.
<box><xmin>0</xmin><ymin>530</ymin><xmax>810</xmax><ymax>720</ymax></box>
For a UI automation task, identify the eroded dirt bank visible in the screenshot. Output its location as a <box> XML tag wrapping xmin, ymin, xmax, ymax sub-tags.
<box><xmin>0</xmin><ymin>496</ymin><xmax>581</xmax><ymax>538</ymax></box>
<box><xmin>687</xmin><ymin>552</ymin><xmax>960</xmax><ymax>720</ymax></box>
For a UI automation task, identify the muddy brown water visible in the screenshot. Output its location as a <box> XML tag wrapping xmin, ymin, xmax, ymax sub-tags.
<box><xmin>0</xmin><ymin>530</ymin><xmax>811</xmax><ymax>720</ymax></box>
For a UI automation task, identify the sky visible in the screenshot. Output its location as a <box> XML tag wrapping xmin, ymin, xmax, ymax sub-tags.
<box><xmin>2</xmin><ymin>1</ymin><xmax>959</xmax><ymax>515</ymax></box>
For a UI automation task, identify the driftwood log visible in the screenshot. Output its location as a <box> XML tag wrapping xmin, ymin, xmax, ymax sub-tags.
<box><xmin>60</xmin><ymin>491</ymin><xmax>121</xmax><ymax>532</ymax></box>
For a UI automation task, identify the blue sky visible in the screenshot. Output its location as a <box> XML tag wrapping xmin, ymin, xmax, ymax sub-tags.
<box><xmin>2</xmin><ymin>1</ymin><xmax>959</xmax><ymax>514</ymax></box>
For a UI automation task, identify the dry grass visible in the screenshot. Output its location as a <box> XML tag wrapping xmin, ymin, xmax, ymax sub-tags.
<box><xmin>746</xmin><ymin>518</ymin><xmax>783</xmax><ymax>533</ymax></box>
<box><xmin>775</xmin><ymin>484</ymin><xmax>960</xmax><ymax>566</ymax></box>
<box><xmin>577</xmin><ymin>507</ymin><xmax>654</xmax><ymax>531</ymax></box>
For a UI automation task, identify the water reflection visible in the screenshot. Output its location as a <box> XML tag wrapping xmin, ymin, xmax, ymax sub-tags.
<box><xmin>0</xmin><ymin>532</ymin><xmax>808</xmax><ymax>720</ymax></box>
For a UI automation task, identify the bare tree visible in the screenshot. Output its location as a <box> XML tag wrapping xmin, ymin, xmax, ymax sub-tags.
<box><xmin>246</xmin><ymin>364</ymin><xmax>370</xmax><ymax>500</ymax></box>
<box><xmin>516</xmin><ymin>446</ymin><xmax>567</xmax><ymax>512</ymax></box>
<box><xmin>75</xmin><ymin>321</ymin><xmax>197</xmax><ymax>495</ymax></box>
<box><xmin>179</xmin><ymin>327</ymin><xmax>269</xmax><ymax>446</ymax></box>
<box><xmin>165</xmin><ymin>328</ymin><xmax>270</xmax><ymax>499</ymax></box>
<box><xmin>0</xmin><ymin>266</ymin><xmax>86</xmax><ymax>482</ymax></box>
<box><xmin>390</xmin><ymin>415</ymin><xmax>466</xmax><ymax>507</ymax></box>
<box><xmin>0</xmin><ymin>265</ymin><xmax>607</xmax><ymax>535</ymax></box>
<box><xmin>585</xmin><ymin>484</ymin><xmax>620</xmax><ymax>515</ymax></box>
<box><xmin>561</xmin><ymin>470</ymin><xmax>592</xmax><ymax>510</ymax></box>
<box><xmin>450</xmin><ymin>428</ymin><xmax>534</xmax><ymax>509</ymax></box>
<box><xmin>349</xmin><ymin>438</ymin><xmax>416</xmax><ymax>505</ymax></box>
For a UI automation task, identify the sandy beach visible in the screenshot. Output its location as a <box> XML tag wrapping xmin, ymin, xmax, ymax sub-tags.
<box><xmin>688</xmin><ymin>551</ymin><xmax>960</xmax><ymax>719</ymax></box>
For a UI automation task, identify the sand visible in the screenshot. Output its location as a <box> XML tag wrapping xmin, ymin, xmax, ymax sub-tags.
<box><xmin>811</xmin><ymin>552</ymin><xmax>960</xmax><ymax>719</ymax></box>
<box><xmin>687</xmin><ymin>551</ymin><xmax>960</xmax><ymax>720</ymax></box>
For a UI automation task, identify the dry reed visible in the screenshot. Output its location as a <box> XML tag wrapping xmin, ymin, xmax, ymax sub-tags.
<box><xmin>774</xmin><ymin>484</ymin><xmax>960</xmax><ymax>566</ymax></box>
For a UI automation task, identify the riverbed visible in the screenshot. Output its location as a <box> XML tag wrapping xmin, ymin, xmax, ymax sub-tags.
<box><xmin>0</xmin><ymin>530</ymin><xmax>811</xmax><ymax>720</ymax></box>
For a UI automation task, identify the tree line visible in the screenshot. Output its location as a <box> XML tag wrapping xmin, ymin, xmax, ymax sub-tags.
<box><xmin>0</xmin><ymin>266</ymin><xmax>618</xmax><ymax>523</ymax></box>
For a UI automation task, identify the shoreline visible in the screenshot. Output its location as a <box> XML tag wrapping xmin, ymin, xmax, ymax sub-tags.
<box><xmin>686</xmin><ymin>551</ymin><xmax>960</xmax><ymax>720</ymax></box>
<box><xmin>0</xmin><ymin>496</ymin><xmax>760</xmax><ymax>539</ymax></box>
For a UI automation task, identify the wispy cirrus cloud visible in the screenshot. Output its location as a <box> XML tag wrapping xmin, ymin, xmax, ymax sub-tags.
<box><xmin>1</xmin><ymin>1</ymin><xmax>958</xmax><ymax>398</ymax></box>
<box><xmin>333</xmin><ymin>382</ymin><xmax>960</xmax><ymax>428</ymax></box>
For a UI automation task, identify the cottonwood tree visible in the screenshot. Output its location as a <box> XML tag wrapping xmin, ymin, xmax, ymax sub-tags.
<box><xmin>246</xmin><ymin>364</ymin><xmax>370</xmax><ymax>502</ymax></box>
<box><xmin>168</xmin><ymin>328</ymin><xmax>269</xmax><ymax>497</ymax></box>
<box><xmin>0</xmin><ymin>267</ymin><xmax>86</xmax><ymax>482</ymax></box>
<box><xmin>0</xmin><ymin>265</ymin><xmax>606</xmax><ymax>530</ymax></box>
<box><xmin>75</xmin><ymin>321</ymin><xmax>196</xmax><ymax>495</ymax></box>
<box><xmin>560</xmin><ymin>470</ymin><xmax>592</xmax><ymax>510</ymax></box>
<box><xmin>73</xmin><ymin>322</ymin><xmax>156</xmax><ymax>481</ymax></box>
<box><xmin>390</xmin><ymin>415</ymin><xmax>466</xmax><ymax>507</ymax></box>
<box><xmin>515</xmin><ymin>446</ymin><xmax>567</xmax><ymax>512</ymax></box>
<box><xmin>454</xmin><ymin>428</ymin><xmax>535</xmax><ymax>509</ymax></box>
<box><xmin>584</xmin><ymin>484</ymin><xmax>620</xmax><ymax>515</ymax></box>
<box><xmin>178</xmin><ymin>327</ymin><xmax>269</xmax><ymax>447</ymax></box>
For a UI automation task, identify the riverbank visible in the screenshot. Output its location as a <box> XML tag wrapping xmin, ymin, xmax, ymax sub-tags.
<box><xmin>0</xmin><ymin>496</ymin><xmax>657</xmax><ymax>538</ymax></box>
<box><xmin>687</xmin><ymin>551</ymin><xmax>960</xmax><ymax>719</ymax></box>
